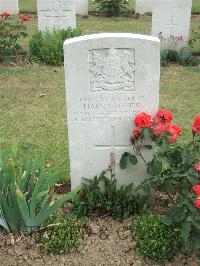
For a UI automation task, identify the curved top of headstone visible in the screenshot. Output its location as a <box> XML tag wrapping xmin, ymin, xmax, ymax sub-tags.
<box><xmin>64</xmin><ymin>33</ymin><xmax>160</xmax><ymax>46</ymax></box>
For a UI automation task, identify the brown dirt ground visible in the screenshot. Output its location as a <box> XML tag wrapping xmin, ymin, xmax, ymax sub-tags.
<box><xmin>0</xmin><ymin>216</ymin><xmax>198</xmax><ymax>266</ymax></box>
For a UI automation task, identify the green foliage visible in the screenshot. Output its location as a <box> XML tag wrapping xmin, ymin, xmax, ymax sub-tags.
<box><xmin>177</xmin><ymin>49</ymin><xmax>200</xmax><ymax>66</ymax></box>
<box><xmin>121</xmin><ymin>110</ymin><xmax>200</xmax><ymax>252</ymax></box>
<box><xmin>189</xmin><ymin>27</ymin><xmax>200</xmax><ymax>48</ymax></box>
<box><xmin>29</xmin><ymin>28</ymin><xmax>81</xmax><ymax>65</ymax></box>
<box><xmin>130</xmin><ymin>214</ymin><xmax>183</xmax><ymax>262</ymax></box>
<box><xmin>0</xmin><ymin>151</ymin><xmax>78</xmax><ymax>234</ymax></box>
<box><xmin>94</xmin><ymin>0</ymin><xmax>129</xmax><ymax>16</ymax></box>
<box><xmin>37</xmin><ymin>213</ymin><xmax>86</xmax><ymax>255</ymax></box>
<box><xmin>0</xmin><ymin>15</ymin><xmax>28</xmax><ymax>62</ymax></box>
<box><xmin>160</xmin><ymin>49</ymin><xmax>199</xmax><ymax>67</ymax></box>
<box><xmin>120</xmin><ymin>152</ymin><xmax>138</xmax><ymax>169</ymax></box>
<box><xmin>72</xmin><ymin>172</ymin><xmax>147</xmax><ymax>221</ymax></box>
<box><xmin>140</xmin><ymin>137</ymin><xmax>200</xmax><ymax>251</ymax></box>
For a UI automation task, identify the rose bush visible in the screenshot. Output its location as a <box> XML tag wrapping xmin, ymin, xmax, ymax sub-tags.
<box><xmin>120</xmin><ymin>109</ymin><xmax>182</xmax><ymax>169</ymax></box>
<box><xmin>0</xmin><ymin>12</ymin><xmax>29</xmax><ymax>62</ymax></box>
<box><xmin>120</xmin><ymin>110</ymin><xmax>200</xmax><ymax>252</ymax></box>
<box><xmin>134</xmin><ymin>112</ymin><xmax>152</xmax><ymax>128</ymax></box>
<box><xmin>192</xmin><ymin>115</ymin><xmax>200</xmax><ymax>134</ymax></box>
<box><xmin>193</xmin><ymin>184</ymin><xmax>200</xmax><ymax>196</ymax></box>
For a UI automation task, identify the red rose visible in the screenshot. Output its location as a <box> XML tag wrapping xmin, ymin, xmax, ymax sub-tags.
<box><xmin>194</xmin><ymin>164</ymin><xmax>200</xmax><ymax>174</ymax></box>
<box><xmin>22</xmin><ymin>15</ymin><xmax>29</xmax><ymax>21</ymax></box>
<box><xmin>154</xmin><ymin>109</ymin><xmax>173</xmax><ymax>124</ymax></box>
<box><xmin>134</xmin><ymin>112</ymin><xmax>152</xmax><ymax>129</ymax></box>
<box><xmin>132</xmin><ymin>130</ymin><xmax>141</xmax><ymax>138</ymax></box>
<box><xmin>194</xmin><ymin>199</ymin><xmax>200</xmax><ymax>209</ymax></box>
<box><xmin>1</xmin><ymin>11</ymin><xmax>10</xmax><ymax>17</ymax></box>
<box><xmin>153</xmin><ymin>122</ymin><xmax>168</xmax><ymax>136</ymax></box>
<box><xmin>192</xmin><ymin>115</ymin><xmax>200</xmax><ymax>134</ymax></box>
<box><xmin>166</xmin><ymin>124</ymin><xmax>182</xmax><ymax>143</ymax></box>
<box><xmin>193</xmin><ymin>184</ymin><xmax>200</xmax><ymax>196</ymax></box>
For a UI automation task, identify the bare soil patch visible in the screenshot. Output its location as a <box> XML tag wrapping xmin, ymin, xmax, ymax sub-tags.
<box><xmin>0</xmin><ymin>217</ymin><xmax>198</xmax><ymax>266</ymax></box>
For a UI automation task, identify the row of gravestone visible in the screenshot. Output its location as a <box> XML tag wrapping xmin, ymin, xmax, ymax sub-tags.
<box><xmin>38</xmin><ymin>0</ymin><xmax>192</xmax><ymax>49</ymax></box>
<box><xmin>0</xmin><ymin>0</ymin><xmax>192</xmax><ymax>48</ymax></box>
<box><xmin>0</xmin><ymin>0</ymin><xmax>156</xmax><ymax>15</ymax></box>
<box><xmin>0</xmin><ymin>0</ymin><xmax>87</xmax><ymax>15</ymax></box>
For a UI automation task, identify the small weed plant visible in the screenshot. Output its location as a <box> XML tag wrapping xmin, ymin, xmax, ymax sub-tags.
<box><xmin>38</xmin><ymin>213</ymin><xmax>86</xmax><ymax>255</ymax></box>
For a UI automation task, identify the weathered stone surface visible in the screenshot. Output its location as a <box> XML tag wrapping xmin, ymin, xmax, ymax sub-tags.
<box><xmin>37</xmin><ymin>0</ymin><xmax>76</xmax><ymax>32</ymax></box>
<box><xmin>152</xmin><ymin>0</ymin><xmax>192</xmax><ymax>48</ymax></box>
<box><xmin>135</xmin><ymin>0</ymin><xmax>155</xmax><ymax>14</ymax></box>
<box><xmin>64</xmin><ymin>33</ymin><xmax>160</xmax><ymax>189</ymax></box>
<box><xmin>0</xmin><ymin>0</ymin><xmax>19</xmax><ymax>14</ymax></box>
<box><xmin>76</xmin><ymin>0</ymin><xmax>88</xmax><ymax>16</ymax></box>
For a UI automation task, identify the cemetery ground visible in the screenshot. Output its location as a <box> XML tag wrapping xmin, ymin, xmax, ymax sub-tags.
<box><xmin>17</xmin><ymin>9</ymin><xmax>200</xmax><ymax>53</ymax></box>
<box><xmin>0</xmin><ymin>66</ymin><xmax>200</xmax><ymax>182</ymax></box>
<box><xmin>0</xmin><ymin>2</ymin><xmax>200</xmax><ymax>266</ymax></box>
<box><xmin>0</xmin><ymin>14</ymin><xmax>200</xmax><ymax>182</ymax></box>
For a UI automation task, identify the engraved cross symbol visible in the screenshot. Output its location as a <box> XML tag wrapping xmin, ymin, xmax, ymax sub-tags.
<box><xmin>164</xmin><ymin>14</ymin><xmax>179</xmax><ymax>36</ymax></box>
<box><xmin>94</xmin><ymin>126</ymin><xmax>131</xmax><ymax>175</ymax></box>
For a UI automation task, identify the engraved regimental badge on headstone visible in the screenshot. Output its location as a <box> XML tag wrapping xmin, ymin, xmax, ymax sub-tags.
<box><xmin>89</xmin><ymin>48</ymin><xmax>135</xmax><ymax>92</ymax></box>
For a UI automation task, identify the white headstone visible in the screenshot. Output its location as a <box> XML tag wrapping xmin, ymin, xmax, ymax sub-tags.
<box><xmin>37</xmin><ymin>0</ymin><xmax>76</xmax><ymax>32</ymax></box>
<box><xmin>135</xmin><ymin>0</ymin><xmax>155</xmax><ymax>14</ymax></box>
<box><xmin>64</xmin><ymin>33</ymin><xmax>160</xmax><ymax>189</ymax></box>
<box><xmin>0</xmin><ymin>0</ymin><xmax>19</xmax><ymax>14</ymax></box>
<box><xmin>152</xmin><ymin>0</ymin><xmax>192</xmax><ymax>48</ymax></box>
<box><xmin>76</xmin><ymin>0</ymin><xmax>88</xmax><ymax>16</ymax></box>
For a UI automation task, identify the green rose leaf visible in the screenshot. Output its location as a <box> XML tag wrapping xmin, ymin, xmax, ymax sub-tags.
<box><xmin>129</xmin><ymin>155</ymin><xmax>138</xmax><ymax>165</ymax></box>
<box><xmin>192</xmin><ymin>221</ymin><xmax>200</xmax><ymax>230</ymax></box>
<box><xmin>143</xmin><ymin>145</ymin><xmax>152</xmax><ymax>150</ymax></box>
<box><xmin>181</xmin><ymin>221</ymin><xmax>191</xmax><ymax>242</ymax></box>
<box><xmin>143</xmin><ymin>128</ymin><xmax>152</xmax><ymax>139</ymax></box>
<box><xmin>147</xmin><ymin>159</ymin><xmax>162</xmax><ymax>176</ymax></box>
<box><xmin>160</xmin><ymin>215</ymin><xmax>173</xmax><ymax>225</ymax></box>
<box><xmin>120</xmin><ymin>153</ymin><xmax>129</xmax><ymax>169</ymax></box>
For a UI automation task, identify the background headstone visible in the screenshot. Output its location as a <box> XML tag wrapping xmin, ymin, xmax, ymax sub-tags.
<box><xmin>0</xmin><ymin>0</ymin><xmax>19</xmax><ymax>14</ymax></box>
<box><xmin>64</xmin><ymin>33</ymin><xmax>160</xmax><ymax>189</ymax></box>
<box><xmin>76</xmin><ymin>0</ymin><xmax>88</xmax><ymax>16</ymax></box>
<box><xmin>152</xmin><ymin>0</ymin><xmax>192</xmax><ymax>48</ymax></box>
<box><xmin>135</xmin><ymin>0</ymin><xmax>155</xmax><ymax>14</ymax></box>
<box><xmin>37</xmin><ymin>0</ymin><xmax>76</xmax><ymax>32</ymax></box>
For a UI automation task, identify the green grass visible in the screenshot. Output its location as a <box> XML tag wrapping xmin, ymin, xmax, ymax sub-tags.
<box><xmin>0</xmin><ymin>66</ymin><xmax>199</xmax><ymax>181</ymax></box>
<box><xmin>0</xmin><ymin>67</ymin><xmax>69</xmax><ymax>181</ymax></box>
<box><xmin>19</xmin><ymin>0</ymin><xmax>37</xmax><ymax>13</ymax></box>
<box><xmin>19</xmin><ymin>0</ymin><xmax>200</xmax><ymax>14</ymax></box>
<box><xmin>160</xmin><ymin>66</ymin><xmax>200</xmax><ymax>141</ymax></box>
<box><xmin>20</xmin><ymin>15</ymin><xmax>200</xmax><ymax>52</ymax></box>
<box><xmin>192</xmin><ymin>0</ymin><xmax>200</xmax><ymax>14</ymax></box>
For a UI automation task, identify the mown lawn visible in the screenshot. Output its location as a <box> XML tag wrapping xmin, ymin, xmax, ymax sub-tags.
<box><xmin>0</xmin><ymin>67</ymin><xmax>68</xmax><ymax>180</ymax></box>
<box><xmin>0</xmin><ymin>66</ymin><xmax>199</xmax><ymax>181</ymax></box>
